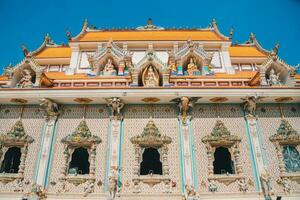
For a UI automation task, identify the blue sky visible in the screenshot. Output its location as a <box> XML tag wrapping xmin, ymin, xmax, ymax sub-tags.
<box><xmin>0</xmin><ymin>0</ymin><xmax>299</xmax><ymax>73</ymax></box>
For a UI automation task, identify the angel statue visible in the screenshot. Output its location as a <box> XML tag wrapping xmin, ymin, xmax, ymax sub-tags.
<box><xmin>16</xmin><ymin>69</ymin><xmax>34</xmax><ymax>88</ymax></box>
<box><xmin>241</xmin><ymin>96</ymin><xmax>264</xmax><ymax>116</ymax></box>
<box><xmin>171</xmin><ymin>97</ymin><xmax>199</xmax><ymax>124</ymax></box>
<box><xmin>39</xmin><ymin>98</ymin><xmax>60</xmax><ymax>120</ymax></box>
<box><xmin>106</xmin><ymin>97</ymin><xmax>125</xmax><ymax>120</ymax></box>
<box><xmin>267</xmin><ymin>69</ymin><xmax>281</xmax><ymax>86</ymax></box>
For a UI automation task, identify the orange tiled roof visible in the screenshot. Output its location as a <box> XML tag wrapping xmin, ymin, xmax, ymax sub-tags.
<box><xmin>35</xmin><ymin>47</ymin><xmax>72</xmax><ymax>58</ymax></box>
<box><xmin>45</xmin><ymin>72</ymin><xmax>88</xmax><ymax>80</ymax></box>
<box><xmin>0</xmin><ymin>76</ymin><xmax>8</xmax><ymax>81</ymax></box>
<box><xmin>45</xmin><ymin>71</ymin><xmax>257</xmax><ymax>81</ymax></box>
<box><xmin>214</xmin><ymin>71</ymin><xmax>257</xmax><ymax>79</ymax></box>
<box><xmin>229</xmin><ymin>46</ymin><xmax>267</xmax><ymax>57</ymax></box>
<box><xmin>76</xmin><ymin>30</ymin><xmax>226</xmax><ymax>42</ymax></box>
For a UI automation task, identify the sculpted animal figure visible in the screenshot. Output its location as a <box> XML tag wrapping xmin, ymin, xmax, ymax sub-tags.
<box><xmin>106</xmin><ymin>97</ymin><xmax>124</xmax><ymax>119</ymax></box>
<box><xmin>39</xmin><ymin>98</ymin><xmax>59</xmax><ymax>118</ymax></box>
<box><xmin>171</xmin><ymin>97</ymin><xmax>199</xmax><ymax>123</ymax></box>
<box><xmin>241</xmin><ymin>96</ymin><xmax>263</xmax><ymax>116</ymax></box>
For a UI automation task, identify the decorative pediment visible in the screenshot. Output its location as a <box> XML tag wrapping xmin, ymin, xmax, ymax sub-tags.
<box><xmin>0</xmin><ymin>120</ymin><xmax>34</xmax><ymax>145</ymax></box>
<box><xmin>130</xmin><ymin>120</ymin><xmax>172</xmax><ymax>148</ymax></box>
<box><xmin>270</xmin><ymin>120</ymin><xmax>300</xmax><ymax>145</ymax></box>
<box><xmin>136</xmin><ymin>50</ymin><xmax>167</xmax><ymax>71</ymax></box>
<box><xmin>174</xmin><ymin>40</ymin><xmax>214</xmax><ymax>66</ymax></box>
<box><xmin>259</xmin><ymin>44</ymin><xmax>296</xmax><ymax>87</ymax></box>
<box><xmin>61</xmin><ymin>120</ymin><xmax>101</xmax><ymax>146</ymax></box>
<box><xmin>88</xmin><ymin>40</ymin><xmax>132</xmax><ymax>70</ymax></box>
<box><xmin>202</xmin><ymin>120</ymin><xmax>241</xmax><ymax>146</ymax></box>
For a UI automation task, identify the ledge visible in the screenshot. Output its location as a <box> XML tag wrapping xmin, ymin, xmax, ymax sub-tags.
<box><xmin>0</xmin><ymin>173</ymin><xmax>22</xmax><ymax>184</ymax></box>
<box><xmin>281</xmin><ymin>172</ymin><xmax>300</xmax><ymax>184</ymax></box>
<box><xmin>208</xmin><ymin>174</ymin><xmax>242</xmax><ymax>186</ymax></box>
<box><xmin>133</xmin><ymin>175</ymin><xmax>170</xmax><ymax>187</ymax></box>
<box><xmin>60</xmin><ymin>175</ymin><xmax>95</xmax><ymax>186</ymax></box>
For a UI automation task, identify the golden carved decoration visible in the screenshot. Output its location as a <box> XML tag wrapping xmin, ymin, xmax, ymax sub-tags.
<box><xmin>10</xmin><ymin>98</ymin><xmax>28</xmax><ymax>104</ymax></box>
<box><xmin>141</xmin><ymin>97</ymin><xmax>160</xmax><ymax>103</ymax></box>
<box><xmin>209</xmin><ymin>97</ymin><xmax>228</xmax><ymax>103</ymax></box>
<box><xmin>74</xmin><ymin>98</ymin><xmax>93</xmax><ymax>104</ymax></box>
<box><xmin>275</xmin><ymin>97</ymin><xmax>293</xmax><ymax>103</ymax></box>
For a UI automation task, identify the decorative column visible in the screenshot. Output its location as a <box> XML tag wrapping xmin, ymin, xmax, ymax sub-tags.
<box><xmin>172</xmin><ymin>97</ymin><xmax>198</xmax><ymax>197</ymax></box>
<box><xmin>242</xmin><ymin>96</ymin><xmax>268</xmax><ymax>194</ymax></box>
<box><xmin>106</xmin><ymin>97</ymin><xmax>125</xmax><ymax>198</ymax></box>
<box><xmin>35</xmin><ymin>98</ymin><xmax>60</xmax><ymax>187</ymax></box>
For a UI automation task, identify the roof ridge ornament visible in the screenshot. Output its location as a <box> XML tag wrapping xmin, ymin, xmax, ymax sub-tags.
<box><xmin>136</xmin><ymin>18</ymin><xmax>165</xmax><ymax>30</ymax></box>
<box><xmin>22</xmin><ymin>44</ymin><xmax>30</xmax><ymax>57</ymax></box>
<box><xmin>271</xmin><ymin>43</ymin><xmax>280</xmax><ymax>56</ymax></box>
<box><xmin>229</xmin><ymin>27</ymin><xmax>234</xmax><ymax>40</ymax></box>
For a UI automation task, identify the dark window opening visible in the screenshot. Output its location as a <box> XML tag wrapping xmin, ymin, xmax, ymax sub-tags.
<box><xmin>213</xmin><ymin>147</ymin><xmax>235</xmax><ymax>174</ymax></box>
<box><xmin>68</xmin><ymin>147</ymin><xmax>90</xmax><ymax>175</ymax></box>
<box><xmin>283</xmin><ymin>145</ymin><xmax>300</xmax><ymax>172</ymax></box>
<box><xmin>140</xmin><ymin>147</ymin><xmax>162</xmax><ymax>175</ymax></box>
<box><xmin>0</xmin><ymin>147</ymin><xmax>21</xmax><ymax>173</ymax></box>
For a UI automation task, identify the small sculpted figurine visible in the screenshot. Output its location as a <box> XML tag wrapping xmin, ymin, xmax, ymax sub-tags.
<box><xmin>39</xmin><ymin>98</ymin><xmax>59</xmax><ymax>119</ymax></box>
<box><xmin>16</xmin><ymin>69</ymin><xmax>33</xmax><ymax>88</ymax></box>
<box><xmin>106</xmin><ymin>97</ymin><xmax>124</xmax><ymax>120</ymax></box>
<box><xmin>267</xmin><ymin>69</ymin><xmax>281</xmax><ymax>86</ymax></box>
<box><xmin>143</xmin><ymin>65</ymin><xmax>159</xmax><ymax>87</ymax></box>
<box><xmin>103</xmin><ymin>58</ymin><xmax>116</xmax><ymax>75</ymax></box>
<box><xmin>187</xmin><ymin>58</ymin><xmax>198</xmax><ymax>76</ymax></box>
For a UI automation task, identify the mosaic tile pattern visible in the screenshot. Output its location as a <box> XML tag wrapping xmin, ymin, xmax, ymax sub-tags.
<box><xmin>193</xmin><ymin>104</ymin><xmax>257</xmax><ymax>193</ymax></box>
<box><xmin>47</xmin><ymin>105</ymin><xmax>109</xmax><ymax>194</ymax></box>
<box><xmin>0</xmin><ymin>105</ymin><xmax>44</xmax><ymax>192</ymax></box>
<box><xmin>257</xmin><ymin>103</ymin><xmax>300</xmax><ymax>193</ymax></box>
<box><xmin>120</xmin><ymin>104</ymin><xmax>181</xmax><ymax>194</ymax></box>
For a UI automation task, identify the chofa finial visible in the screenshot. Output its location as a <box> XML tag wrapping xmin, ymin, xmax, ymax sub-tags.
<box><xmin>271</xmin><ymin>43</ymin><xmax>280</xmax><ymax>56</ymax></box>
<box><xmin>66</xmin><ymin>30</ymin><xmax>72</xmax><ymax>40</ymax></box>
<box><xmin>249</xmin><ymin>33</ymin><xmax>256</xmax><ymax>42</ymax></box>
<box><xmin>21</xmin><ymin>44</ymin><xmax>30</xmax><ymax>57</ymax></box>
<box><xmin>147</xmin><ymin>18</ymin><xmax>153</xmax><ymax>26</ymax></box>
<box><xmin>229</xmin><ymin>27</ymin><xmax>234</xmax><ymax>40</ymax></box>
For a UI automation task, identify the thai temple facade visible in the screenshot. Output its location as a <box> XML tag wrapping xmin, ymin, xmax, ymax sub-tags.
<box><xmin>0</xmin><ymin>19</ymin><xmax>300</xmax><ymax>200</ymax></box>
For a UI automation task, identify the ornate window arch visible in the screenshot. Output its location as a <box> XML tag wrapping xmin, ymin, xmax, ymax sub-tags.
<box><xmin>269</xmin><ymin>119</ymin><xmax>300</xmax><ymax>186</ymax></box>
<box><xmin>202</xmin><ymin>120</ymin><xmax>245</xmax><ymax>186</ymax></box>
<box><xmin>130</xmin><ymin>119</ymin><xmax>172</xmax><ymax>189</ymax></box>
<box><xmin>60</xmin><ymin>120</ymin><xmax>101</xmax><ymax>186</ymax></box>
<box><xmin>0</xmin><ymin>120</ymin><xmax>34</xmax><ymax>183</ymax></box>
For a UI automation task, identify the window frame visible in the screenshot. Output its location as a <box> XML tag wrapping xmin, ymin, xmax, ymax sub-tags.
<box><xmin>0</xmin><ymin>120</ymin><xmax>34</xmax><ymax>184</ymax></box>
<box><xmin>60</xmin><ymin>120</ymin><xmax>101</xmax><ymax>186</ymax></box>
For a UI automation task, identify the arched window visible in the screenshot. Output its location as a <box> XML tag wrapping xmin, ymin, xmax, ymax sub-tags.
<box><xmin>68</xmin><ymin>147</ymin><xmax>90</xmax><ymax>175</ymax></box>
<box><xmin>283</xmin><ymin>145</ymin><xmax>300</xmax><ymax>172</ymax></box>
<box><xmin>0</xmin><ymin>147</ymin><xmax>21</xmax><ymax>173</ymax></box>
<box><xmin>213</xmin><ymin>147</ymin><xmax>235</xmax><ymax>174</ymax></box>
<box><xmin>140</xmin><ymin>147</ymin><xmax>162</xmax><ymax>175</ymax></box>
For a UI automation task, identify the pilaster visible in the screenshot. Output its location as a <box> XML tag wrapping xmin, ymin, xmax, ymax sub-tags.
<box><xmin>35</xmin><ymin>99</ymin><xmax>60</xmax><ymax>187</ymax></box>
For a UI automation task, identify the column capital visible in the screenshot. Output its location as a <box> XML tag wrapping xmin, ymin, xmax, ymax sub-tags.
<box><xmin>106</xmin><ymin>97</ymin><xmax>125</xmax><ymax>120</ymax></box>
<box><xmin>39</xmin><ymin>98</ymin><xmax>60</xmax><ymax>121</ymax></box>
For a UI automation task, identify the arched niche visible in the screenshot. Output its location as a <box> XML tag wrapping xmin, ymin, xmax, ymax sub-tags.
<box><xmin>94</xmin><ymin>54</ymin><xmax>119</xmax><ymax>76</ymax></box>
<box><xmin>180</xmin><ymin>54</ymin><xmax>203</xmax><ymax>76</ymax></box>
<box><xmin>130</xmin><ymin>119</ymin><xmax>172</xmax><ymax>188</ymax></box>
<box><xmin>138</xmin><ymin>62</ymin><xmax>162</xmax><ymax>87</ymax></box>
<box><xmin>140</xmin><ymin>147</ymin><xmax>162</xmax><ymax>175</ymax></box>
<box><xmin>264</xmin><ymin>62</ymin><xmax>289</xmax><ymax>85</ymax></box>
<box><xmin>11</xmin><ymin>66</ymin><xmax>36</xmax><ymax>88</ymax></box>
<box><xmin>213</xmin><ymin>147</ymin><xmax>235</xmax><ymax>175</ymax></box>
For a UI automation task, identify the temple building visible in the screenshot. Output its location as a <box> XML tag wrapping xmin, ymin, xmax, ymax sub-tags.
<box><xmin>0</xmin><ymin>19</ymin><xmax>300</xmax><ymax>200</ymax></box>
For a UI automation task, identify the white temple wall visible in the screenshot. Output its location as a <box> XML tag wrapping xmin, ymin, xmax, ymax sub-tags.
<box><xmin>256</xmin><ymin>103</ymin><xmax>300</xmax><ymax>194</ymax></box>
<box><xmin>0</xmin><ymin>105</ymin><xmax>44</xmax><ymax>193</ymax></box>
